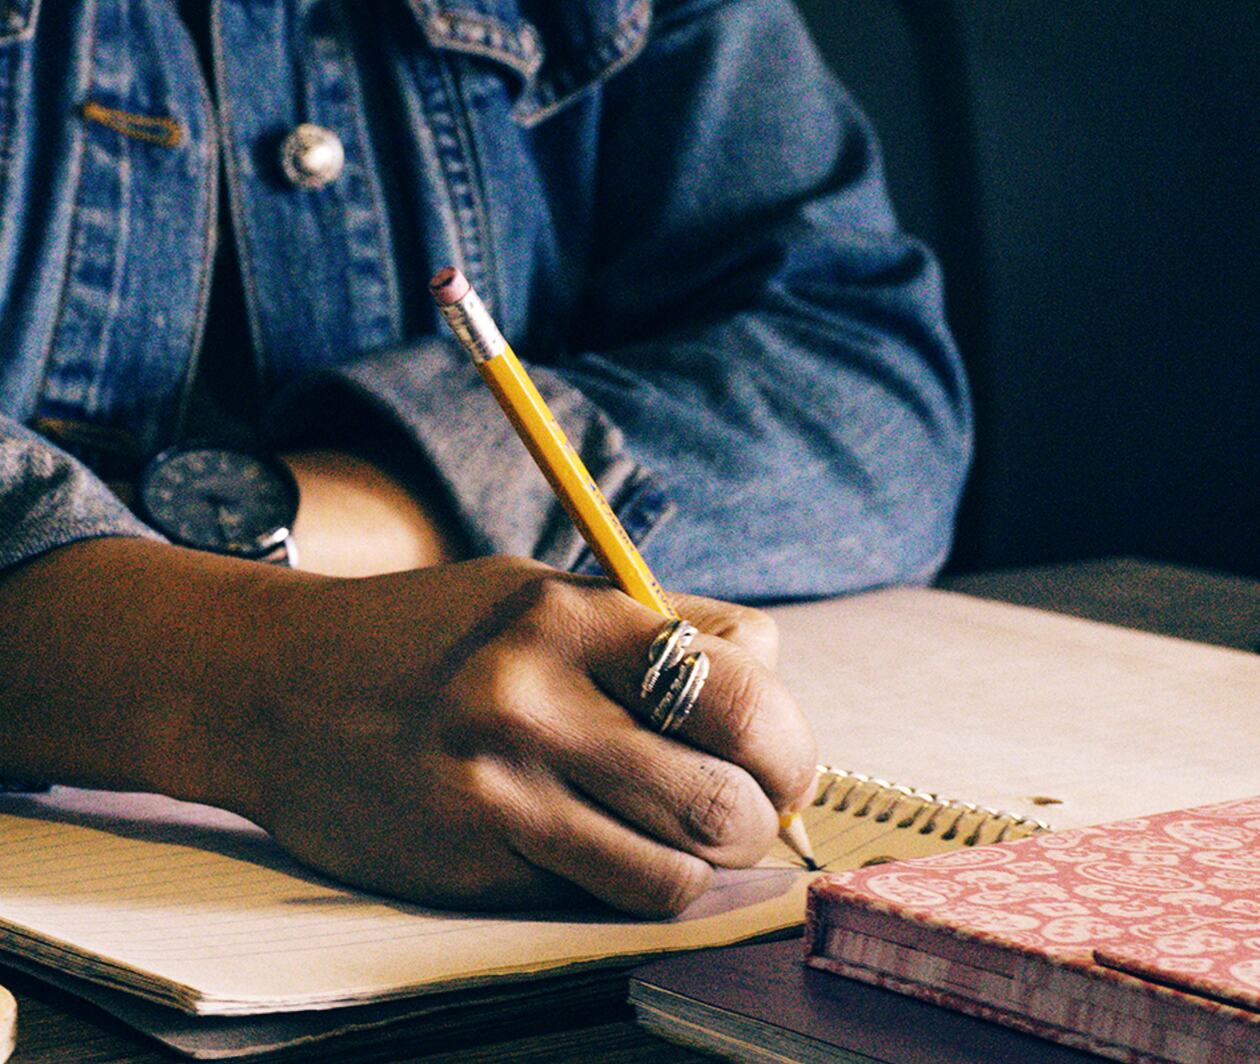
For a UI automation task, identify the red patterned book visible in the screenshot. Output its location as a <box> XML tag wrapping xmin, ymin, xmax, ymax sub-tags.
<box><xmin>806</xmin><ymin>797</ymin><xmax>1260</xmax><ymax>1064</ymax></box>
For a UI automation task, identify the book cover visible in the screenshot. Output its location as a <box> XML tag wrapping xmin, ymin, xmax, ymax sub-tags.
<box><xmin>806</xmin><ymin>796</ymin><xmax>1260</xmax><ymax>1064</ymax></box>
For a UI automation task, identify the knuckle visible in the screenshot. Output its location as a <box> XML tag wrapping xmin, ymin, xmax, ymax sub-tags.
<box><xmin>684</xmin><ymin>763</ymin><xmax>754</xmax><ymax>849</ymax></box>
<box><xmin>475</xmin><ymin>651</ymin><xmax>529</xmax><ymax>710</ymax></box>
<box><xmin>453</xmin><ymin>756</ymin><xmax>513</xmax><ymax>812</ymax></box>
<box><xmin>517</xmin><ymin>573</ymin><xmax>587</xmax><ymax>629</ymax></box>
<box><xmin>449</xmin><ymin>652</ymin><xmax>552</xmax><ymax>755</ymax></box>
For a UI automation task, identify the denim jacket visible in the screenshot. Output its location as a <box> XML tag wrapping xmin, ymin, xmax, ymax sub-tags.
<box><xmin>0</xmin><ymin>0</ymin><xmax>970</xmax><ymax>601</ymax></box>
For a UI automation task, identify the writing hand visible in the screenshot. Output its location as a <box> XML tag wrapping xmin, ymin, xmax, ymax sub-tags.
<box><xmin>239</xmin><ymin>557</ymin><xmax>816</xmax><ymax>916</ymax></box>
<box><xmin>0</xmin><ymin>541</ymin><xmax>815</xmax><ymax>918</ymax></box>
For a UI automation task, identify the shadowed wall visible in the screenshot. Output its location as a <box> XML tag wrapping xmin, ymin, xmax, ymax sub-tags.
<box><xmin>795</xmin><ymin>0</ymin><xmax>1260</xmax><ymax>579</ymax></box>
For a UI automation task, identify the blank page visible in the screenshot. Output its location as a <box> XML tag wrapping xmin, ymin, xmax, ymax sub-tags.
<box><xmin>774</xmin><ymin>588</ymin><xmax>1260</xmax><ymax>829</ymax></box>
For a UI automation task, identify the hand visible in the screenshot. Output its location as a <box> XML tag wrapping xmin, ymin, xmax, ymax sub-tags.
<box><xmin>233</xmin><ymin>556</ymin><xmax>816</xmax><ymax>916</ymax></box>
<box><xmin>0</xmin><ymin>540</ymin><xmax>814</xmax><ymax>917</ymax></box>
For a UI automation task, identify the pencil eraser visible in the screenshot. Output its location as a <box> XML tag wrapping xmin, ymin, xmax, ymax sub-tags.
<box><xmin>429</xmin><ymin>266</ymin><xmax>470</xmax><ymax>306</ymax></box>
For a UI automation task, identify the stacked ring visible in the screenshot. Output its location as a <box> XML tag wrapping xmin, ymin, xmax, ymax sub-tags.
<box><xmin>641</xmin><ymin>620</ymin><xmax>698</xmax><ymax>699</ymax></box>
<box><xmin>650</xmin><ymin>651</ymin><xmax>710</xmax><ymax>736</ymax></box>
<box><xmin>639</xmin><ymin>619</ymin><xmax>710</xmax><ymax>737</ymax></box>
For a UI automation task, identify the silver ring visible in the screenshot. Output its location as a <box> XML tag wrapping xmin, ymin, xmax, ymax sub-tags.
<box><xmin>641</xmin><ymin>619</ymin><xmax>698</xmax><ymax>699</ymax></box>
<box><xmin>651</xmin><ymin>651</ymin><xmax>710</xmax><ymax>736</ymax></box>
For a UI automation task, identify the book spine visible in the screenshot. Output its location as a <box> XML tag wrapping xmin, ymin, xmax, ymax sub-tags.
<box><xmin>804</xmin><ymin>922</ymin><xmax>1260</xmax><ymax>1062</ymax></box>
<box><xmin>805</xmin><ymin>953</ymin><xmax>1176</xmax><ymax>1064</ymax></box>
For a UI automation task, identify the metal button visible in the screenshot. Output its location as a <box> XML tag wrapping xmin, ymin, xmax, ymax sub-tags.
<box><xmin>279</xmin><ymin>123</ymin><xmax>344</xmax><ymax>190</ymax></box>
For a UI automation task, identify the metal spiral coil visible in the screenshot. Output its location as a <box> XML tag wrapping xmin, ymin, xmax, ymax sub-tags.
<box><xmin>812</xmin><ymin>766</ymin><xmax>1051</xmax><ymax>846</ymax></box>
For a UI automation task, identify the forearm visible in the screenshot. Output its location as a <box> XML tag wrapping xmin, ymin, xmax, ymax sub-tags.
<box><xmin>0</xmin><ymin>537</ymin><xmax>303</xmax><ymax>815</ymax></box>
<box><xmin>0</xmin><ymin>535</ymin><xmax>817</xmax><ymax>915</ymax></box>
<box><xmin>559</xmin><ymin>0</ymin><xmax>969</xmax><ymax>597</ymax></box>
<box><xmin>282</xmin><ymin>449</ymin><xmax>464</xmax><ymax>577</ymax></box>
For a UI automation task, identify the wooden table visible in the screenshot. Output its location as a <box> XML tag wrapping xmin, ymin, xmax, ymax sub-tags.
<box><xmin>8</xmin><ymin>557</ymin><xmax>1259</xmax><ymax>1063</ymax></box>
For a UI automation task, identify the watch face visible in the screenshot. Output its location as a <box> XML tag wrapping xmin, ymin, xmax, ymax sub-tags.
<box><xmin>138</xmin><ymin>446</ymin><xmax>298</xmax><ymax>558</ymax></box>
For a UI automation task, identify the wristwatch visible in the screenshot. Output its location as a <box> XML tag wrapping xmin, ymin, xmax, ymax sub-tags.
<box><xmin>136</xmin><ymin>444</ymin><xmax>300</xmax><ymax>566</ymax></box>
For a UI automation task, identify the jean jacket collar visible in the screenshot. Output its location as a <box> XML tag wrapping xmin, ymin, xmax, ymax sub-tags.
<box><xmin>405</xmin><ymin>0</ymin><xmax>654</xmax><ymax>125</ymax></box>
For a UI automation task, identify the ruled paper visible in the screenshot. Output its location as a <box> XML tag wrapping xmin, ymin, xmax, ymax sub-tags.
<box><xmin>0</xmin><ymin>787</ymin><xmax>823</xmax><ymax>1015</ymax></box>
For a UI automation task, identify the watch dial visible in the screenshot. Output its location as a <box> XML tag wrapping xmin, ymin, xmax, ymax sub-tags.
<box><xmin>139</xmin><ymin>448</ymin><xmax>297</xmax><ymax>557</ymax></box>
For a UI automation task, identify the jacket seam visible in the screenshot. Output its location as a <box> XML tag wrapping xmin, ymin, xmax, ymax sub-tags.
<box><xmin>211</xmin><ymin>0</ymin><xmax>270</xmax><ymax>393</ymax></box>
<box><xmin>0</xmin><ymin>12</ymin><xmax>24</xmax><ymax>312</ymax></box>
<box><xmin>170</xmin><ymin>0</ymin><xmax>221</xmax><ymax>446</ymax></box>
<box><xmin>413</xmin><ymin>44</ymin><xmax>500</xmax><ymax>312</ymax></box>
<box><xmin>31</xmin><ymin>0</ymin><xmax>95</xmax><ymax>427</ymax></box>
<box><xmin>330</xmin><ymin>1</ymin><xmax>404</xmax><ymax>346</ymax></box>
<box><xmin>84</xmin><ymin>116</ymin><xmax>130</xmax><ymax>417</ymax></box>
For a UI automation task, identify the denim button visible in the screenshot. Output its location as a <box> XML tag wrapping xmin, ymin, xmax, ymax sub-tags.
<box><xmin>279</xmin><ymin>123</ymin><xmax>345</xmax><ymax>190</ymax></box>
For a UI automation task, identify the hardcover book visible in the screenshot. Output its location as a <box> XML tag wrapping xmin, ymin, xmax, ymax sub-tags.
<box><xmin>806</xmin><ymin>797</ymin><xmax>1260</xmax><ymax>1063</ymax></box>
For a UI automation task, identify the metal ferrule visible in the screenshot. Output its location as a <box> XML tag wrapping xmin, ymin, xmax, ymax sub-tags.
<box><xmin>437</xmin><ymin>287</ymin><xmax>507</xmax><ymax>365</ymax></box>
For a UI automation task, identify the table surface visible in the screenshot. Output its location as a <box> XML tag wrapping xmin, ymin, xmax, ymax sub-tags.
<box><xmin>7</xmin><ymin>557</ymin><xmax>1260</xmax><ymax>1063</ymax></box>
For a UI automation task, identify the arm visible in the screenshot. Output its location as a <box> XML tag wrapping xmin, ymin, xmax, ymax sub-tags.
<box><xmin>281</xmin><ymin>449</ymin><xmax>462</xmax><ymax>576</ymax></box>
<box><xmin>0</xmin><ymin>533</ymin><xmax>813</xmax><ymax>915</ymax></box>
<box><xmin>562</xmin><ymin>0</ymin><xmax>972</xmax><ymax>599</ymax></box>
<box><xmin>272</xmin><ymin>0</ymin><xmax>969</xmax><ymax>601</ymax></box>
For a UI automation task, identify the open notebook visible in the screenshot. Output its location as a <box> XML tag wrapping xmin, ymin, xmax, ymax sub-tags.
<box><xmin>0</xmin><ymin>588</ymin><xmax>1256</xmax><ymax>1024</ymax></box>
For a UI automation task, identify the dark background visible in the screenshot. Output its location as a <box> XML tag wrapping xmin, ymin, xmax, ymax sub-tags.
<box><xmin>795</xmin><ymin>0</ymin><xmax>1259</xmax><ymax>580</ymax></box>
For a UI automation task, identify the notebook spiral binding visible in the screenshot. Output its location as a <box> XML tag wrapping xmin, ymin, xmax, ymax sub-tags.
<box><xmin>814</xmin><ymin>767</ymin><xmax>1051</xmax><ymax>848</ymax></box>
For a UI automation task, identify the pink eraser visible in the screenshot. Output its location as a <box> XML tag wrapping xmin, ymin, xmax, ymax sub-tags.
<box><xmin>429</xmin><ymin>266</ymin><xmax>470</xmax><ymax>305</ymax></box>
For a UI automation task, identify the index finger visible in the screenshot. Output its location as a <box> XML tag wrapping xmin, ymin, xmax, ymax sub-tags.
<box><xmin>667</xmin><ymin>592</ymin><xmax>780</xmax><ymax>671</ymax></box>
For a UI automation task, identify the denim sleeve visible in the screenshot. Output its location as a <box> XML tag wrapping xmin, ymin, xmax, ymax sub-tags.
<box><xmin>266</xmin><ymin>337</ymin><xmax>670</xmax><ymax>573</ymax></box>
<box><xmin>272</xmin><ymin>0</ymin><xmax>969</xmax><ymax>602</ymax></box>
<box><xmin>557</xmin><ymin>0</ymin><xmax>972</xmax><ymax>600</ymax></box>
<box><xmin>0</xmin><ymin>415</ymin><xmax>159</xmax><ymax>575</ymax></box>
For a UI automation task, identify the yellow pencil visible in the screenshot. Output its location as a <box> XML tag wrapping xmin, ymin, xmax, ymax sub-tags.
<box><xmin>430</xmin><ymin>266</ymin><xmax>815</xmax><ymax>872</ymax></box>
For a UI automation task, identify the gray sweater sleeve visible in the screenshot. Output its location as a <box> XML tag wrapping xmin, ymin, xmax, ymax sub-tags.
<box><xmin>0</xmin><ymin>415</ymin><xmax>160</xmax><ymax>575</ymax></box>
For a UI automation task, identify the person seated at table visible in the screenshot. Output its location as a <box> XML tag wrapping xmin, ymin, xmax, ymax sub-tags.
<box><xmin>0</xmin><ymin>0</ymin><xmax>969</xmax><ymax>915</ymax></box>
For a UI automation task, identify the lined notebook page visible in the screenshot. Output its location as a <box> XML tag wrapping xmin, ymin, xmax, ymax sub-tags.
<box><xmin>0</xmin><ymin>772</ymin><xmax>1006</xmax><ymax>1016</ymax></box>
<box><xmin>0</xmin><ymin>788</ymin><xmax>846</xmax><ymax>1016</ymax></box>
<box><xmin>2</xmin><ymin>587</ymin><xmax>1255</xmax><ymax>1017</ymax></box>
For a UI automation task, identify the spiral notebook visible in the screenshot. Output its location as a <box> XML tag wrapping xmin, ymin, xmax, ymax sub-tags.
<box><xmin>0</xmin><ymin>587</ymin><xmax>1256</xmax><ymax>1056</ymax></box>
<box><xmin>0</xmin><ymin>766</ymin><xmax>1037</xmax><ymax>1018</ymax></box>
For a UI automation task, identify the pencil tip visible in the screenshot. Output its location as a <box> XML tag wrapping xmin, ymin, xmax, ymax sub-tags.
<box><xmin>804</xmin><ymin>857</ymin><xmax>819</xmax><ymax>872</ymax></box>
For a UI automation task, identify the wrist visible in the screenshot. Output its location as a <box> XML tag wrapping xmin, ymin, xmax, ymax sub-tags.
<box><xmin>0</xmin><ymin>538</ymin><xmax>315</xmax><ymax>821</ymax></box>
